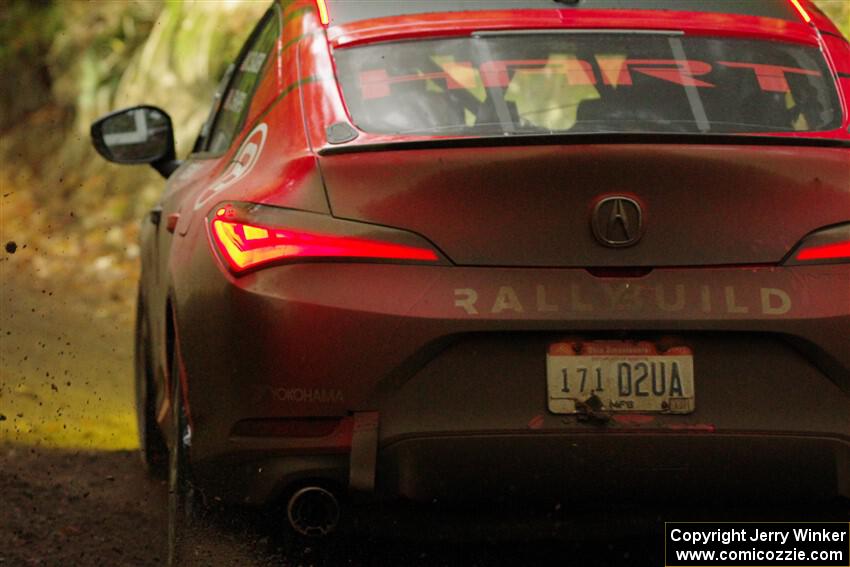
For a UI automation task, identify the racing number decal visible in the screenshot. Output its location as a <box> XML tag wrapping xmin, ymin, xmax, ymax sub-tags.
<box><xmin>194</xmin><ymin>123</ymin><xmax>268</xmax><ymax>211</ymax></box>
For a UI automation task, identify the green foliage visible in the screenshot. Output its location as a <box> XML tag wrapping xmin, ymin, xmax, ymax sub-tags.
<box><xmin>816</xmin><ymin>0</ymin><xmax>850</xmax><ymax>37</ymax></box>
<box><xmin>50</xmin><ymin>1</ymin><xmax>161</xmax><ymax>116</ymax></box>
<box><xmin>0</xmin><ymin>0</ymin><xmax>62</xmax><ymax>130</ymax></box>
<box><xmin>2</xmin><ymin>0</ymin><xmax>266</xmax><ymax>203</ymax></box>
<box><xmin>0</xmin><ymin>1</ymin><xmax>267</xmax><ymax>324</ymax></box>
<box><xmin>0</xmin><ymin>0</ymin><xmax>61</xmax><ymax>67</ymax></box>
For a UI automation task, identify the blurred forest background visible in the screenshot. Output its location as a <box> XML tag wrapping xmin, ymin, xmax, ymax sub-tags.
<box><xmin>0</xmin><ymin>0</ymin><xmax>848</xmax><ymax>449</ymax></box>
<box><xmin>1</xmin><ymin>0</ymin><xmax>266</xmax><ymax>318</ymax></box>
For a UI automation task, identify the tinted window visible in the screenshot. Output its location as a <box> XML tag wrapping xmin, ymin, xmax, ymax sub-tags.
<box><xmin>335</xmin><ymin>34</ymin><xmax>842</xmax><ymax>136</ymax></box>
<box><xmin>208</xmin><ymin>11</ymin><xmax>279</xmax><ymax>153</ymax></box>
<box><xmin>325</xmin><ymin>0</ymin><xmax>800</xmax><ymax>26</ymax></box>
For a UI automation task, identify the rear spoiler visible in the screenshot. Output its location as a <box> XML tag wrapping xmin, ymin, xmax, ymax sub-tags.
<box><xmin>318</xmin><ymin>132</ymin><xmax>850</xmax><ymax>156</ymax></box>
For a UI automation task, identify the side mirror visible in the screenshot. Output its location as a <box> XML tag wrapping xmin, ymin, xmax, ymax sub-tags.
<box><xmin>90</xmin><ymin>105</ymin><xmax>180</xmax><ymax>178</ymax></box>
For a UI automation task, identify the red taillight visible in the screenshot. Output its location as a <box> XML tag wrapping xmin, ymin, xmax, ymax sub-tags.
<box><xmin>209</xmin><ymin>217</ymin><xmax>438</xmax><ymax>273</ymax></box>
<box><xmin>787</xmin><ymin>224</ymin><xmax>850</xmax><ymax>265</ymax></box>
<box><xmin>795</xmin><ymin>240</ymin><xmax>850</xmax><ymax>262</ymax></box>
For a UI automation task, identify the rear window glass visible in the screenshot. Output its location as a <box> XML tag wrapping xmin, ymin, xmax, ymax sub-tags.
<box><xmin>334</xmin><ymin>34</ymin><xmax>842</xmax><ymax>136</ymax></box>
<box><xmin>325</xmin><ymin>0</ymin><xmax>800</xmax><ymax>26</ymax></box>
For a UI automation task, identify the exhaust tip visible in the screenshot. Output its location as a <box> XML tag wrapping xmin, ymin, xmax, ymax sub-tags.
<box><xmin>286</xmin><ymin>486</ymin><xmax>340</xmax><ymax>537</ymax></box>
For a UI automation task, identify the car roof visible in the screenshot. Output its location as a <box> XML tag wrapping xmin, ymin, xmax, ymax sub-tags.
<box><xmin>322</xmin><ymin>0</ymin><xmax>803</xmax><ymax>27</ymax></box>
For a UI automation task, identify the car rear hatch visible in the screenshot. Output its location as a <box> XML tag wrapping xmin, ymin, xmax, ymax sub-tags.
<box><xmin>320</xmin><ymin>143</ymin><xmax>849</xmax><ymax>267</ymax></box>
<box><xmin>318</xmin><ymin>27</ymin><xmax>849</xmax><ymax>267</ymax></box>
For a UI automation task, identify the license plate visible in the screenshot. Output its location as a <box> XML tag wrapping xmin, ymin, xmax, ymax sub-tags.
<box><xmin>546</xmin><ymin>340</ymin><xmax>695</xmax><ymax>414</ymax></box>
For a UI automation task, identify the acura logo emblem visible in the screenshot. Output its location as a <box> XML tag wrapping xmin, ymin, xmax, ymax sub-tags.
<box><xmin>592</xmin><ymin>196</ymin><xmax>643</xmax><ymax>247</ymax></box>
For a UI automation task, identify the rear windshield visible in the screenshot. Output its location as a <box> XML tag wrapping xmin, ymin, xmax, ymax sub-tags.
<box><xmin>334</xmin><ymin>34</ymin><xmax>843</xmax><ymax>137</ymax></box>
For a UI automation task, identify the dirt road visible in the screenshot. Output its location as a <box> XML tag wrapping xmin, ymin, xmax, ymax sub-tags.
<box><xmin>1</xmin><ymin>446</ymin><xmax>668</xmax><ymax>567</ymax></box>
<box><xmin>0</xmin><ymin>448</ymin><xmax>166</xmax><ymax>566</ymax></box>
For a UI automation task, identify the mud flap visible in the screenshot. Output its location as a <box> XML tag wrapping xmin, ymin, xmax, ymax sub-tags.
<box><xmin>349</xmin><ymin>411</ymin><xmax>379</xmax><ymax>492</ymax></box>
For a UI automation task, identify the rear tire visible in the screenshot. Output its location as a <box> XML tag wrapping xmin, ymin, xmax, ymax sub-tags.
<box><xmin>135</xmin><ymin>294</ymin><xmax>167</xmax><ymax>478</ymax></box>
<box><xmin>167</xmin><ymin>352</ymin><xmax>202</xmax><ymax>566</ymax></box>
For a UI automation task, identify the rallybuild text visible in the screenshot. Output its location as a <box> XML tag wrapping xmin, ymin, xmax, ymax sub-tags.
<box><xmin>665</xmin><ymin>522</ymin><xmax>850</xmax><ymax>567</ymax></box>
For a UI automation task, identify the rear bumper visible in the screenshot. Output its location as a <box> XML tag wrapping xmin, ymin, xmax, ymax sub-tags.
<box><xmin>380</xmin><ymin>431</ymin><xmax>850</xmax><ymax>506</ymax></box>
<box><xmin>194</xmin><ymin>430</ymin><xmax>850</xmax><ymax>506</ymax></box>
<box><xmin>175</xmin><ymin>258</ymin><xmax>850</xmax><ymax>505</ymax></box>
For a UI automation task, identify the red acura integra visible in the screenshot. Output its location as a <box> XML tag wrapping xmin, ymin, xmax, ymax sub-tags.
<box><xmin>91</xmin><ymin>0</ymin><xmax>850</xmax><ymax>546</ymax></box>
